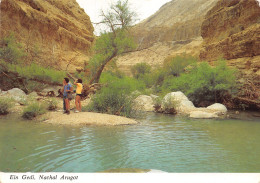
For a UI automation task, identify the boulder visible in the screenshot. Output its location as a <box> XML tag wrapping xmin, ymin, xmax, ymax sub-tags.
<box><xmin>162</xmin><ymin>92</ymin><xmax>195</xmax><ymax>113</ymax></box>
<box><xmin>7</xmin><ymin>88</ymin><xmax>26</xmax><ymax>97</ymax></box>
<box><xmin>133</xmin><ymin>95</ymin><xmax>154</xmax><ymax>112</ymax></box>
<box><xmin>189</xmin><ymin>111</ymin><xmax>218</xmax><ymax>119</ymax></box>
<box><xmin>207</xmin><ymin>103</ymin><xmax>227</xmax><ymax>113</ymax></box>
<box><xmin>5</xmin><ymin>88</ymin><xmax>27</xmax><ymax>103</ymax></box>
<box><xmin>160</xmin><ymin>91</ymin><xmax>227</xmax><ymax>118</ymax></box>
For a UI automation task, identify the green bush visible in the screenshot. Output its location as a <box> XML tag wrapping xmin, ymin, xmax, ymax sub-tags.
<box><xmin>86</xmin><ymin>87</ymin><xmax>134</xmax><ymax>117</ymax></box>
<box><xmin>5</xmin><ymin>63</ymin><xmax>66</xmax><ymax>84</ymax></box>
<box><xmin>131</xmin><ymin>62</ymin><xmax>151</xmax><ymax>79</ymax></box>
<box><xmin>2</xmin><ymin>62</ymin><xmax>66</xmax><ymax>85</ymax></box>
<box><xmin>25</xmin><ymin>81</ymin><xmax>47</xmax><ymax>93</ymax></box>
<box><xmin>0</xmin><ymin>34</ymin><xmax>66</xmax><ymax>89</ymax></box>
<box><xmin>85</xmin><ymin>72</ymin><xmax>144</xmax><ymax>117</ymax></box>
<box><xmin>162</xmin><ymin>60</ymin><xmax>237</xmax><ymax>105</ymax></box>
<box><xmin>163</xmin><ymin>55</ymin><xmax>197</xmax><ymax>77</ymax></box>
<box><xmin>100</xmin><ymin>71</ymin><xmax>146</xmax><ymax>92</ymax></box>
<box><xmin>22</xmin><ymin>102</ymin><xmax>47</xmax><ymax>120</ymax></box>
<box><xmin>135</xmin><ymin>55</ymin><xmax>196</xmax><ymax>91</ymax></box>
<box><xmin>0</xmin><ymin>98</ymin><xmax>13</xmax><ymax>115</ymax></box>
<box><xmin>0</xmin><ymin>33</ymin><xmax>26</xmax><ymax>64</ymax></box>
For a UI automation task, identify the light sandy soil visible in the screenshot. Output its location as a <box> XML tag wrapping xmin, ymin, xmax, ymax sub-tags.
<box><xmin>40</xmin><ymin>112</ymin><xmax>138</xmax><ymax>126</ymax></box>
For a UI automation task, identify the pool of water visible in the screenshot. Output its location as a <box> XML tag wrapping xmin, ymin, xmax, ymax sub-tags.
<box><xmin>0</xmin><ymin>113</ymin><xmax>260</xmax><ymax>172</ymax></box>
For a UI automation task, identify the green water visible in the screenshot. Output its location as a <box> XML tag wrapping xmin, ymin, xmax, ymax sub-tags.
<box><xmin>0</xmin><ymin>113</ymin><xmax>260</xmax><ymax>172</ymax></box>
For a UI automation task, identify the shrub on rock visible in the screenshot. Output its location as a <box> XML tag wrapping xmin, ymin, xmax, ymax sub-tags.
<box><xmin>162</xmin><ymin>91</ymin><xmax>195</xmax><ymax>114</ymax></box>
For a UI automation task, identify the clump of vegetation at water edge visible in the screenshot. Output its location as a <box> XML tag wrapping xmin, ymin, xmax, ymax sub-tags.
<box><xmin>22</xmin><ymin>102</ymin><xmax>47</xmax><ymax>120</ymax></box>
<box><xmin>0</xmin><ymin>98</ymin><xmax>14</xmax><ymax>115</ymax></box>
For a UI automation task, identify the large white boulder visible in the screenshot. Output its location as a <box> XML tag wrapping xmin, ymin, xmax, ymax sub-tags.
<box><xmin>5</xmin><ymin>88</ymin><xmax>27</xmax><ymax>103</ymax></box>
<box><xmin>133</xmin><ymin>95</ymin><xmax>155</xmax><ymax>112</ymax></box>
<box><xmin>162</xmin><ymin>91</ymin><xmax>195</xmax><ymax>113</ymax></box>
<box><xmin>189</xmin><ymin>111</ymin><xmax>218</xmax><ymax>119</ymax></box>
<box><xmin>207</xmin><ymin>103</ymin><xmax>227</xmax><ymax>113</ymax></box>
<box><xmin>7</xmin><ymin>88</ymin><xmax>26</xmax><ymax>97</ymax></box>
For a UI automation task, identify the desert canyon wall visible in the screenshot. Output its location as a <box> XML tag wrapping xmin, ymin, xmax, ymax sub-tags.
<box><xmin>116</xmin><ymin>0</ymin><xmax>217</xmax><ymax>74</ymax></box>
<box><xmin>0</xmin><ymin>0</ymin><xmax>94</xmax><ymax>71</ymax></box>
<box><xmin>200</xmin><ymin>0</ymin><xmax>260</xmax><ymax>108</ymax></box>
<box><xmin>200</xmin><ymin>0</ymin><xmax>260</xmax><ymax>76</ymax></box>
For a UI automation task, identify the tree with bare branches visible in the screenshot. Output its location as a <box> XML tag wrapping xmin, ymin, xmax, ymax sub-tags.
<box><xmin>87</xmin><ymin>0</ymin><xmax>137</xmax><ymax>84</ymax></box>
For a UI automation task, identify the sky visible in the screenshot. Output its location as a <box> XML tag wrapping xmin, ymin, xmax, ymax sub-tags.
<box><xmin>76</xmin><ymin>0</ymin><xmax>172</xmax><ymax>35</ymax></box>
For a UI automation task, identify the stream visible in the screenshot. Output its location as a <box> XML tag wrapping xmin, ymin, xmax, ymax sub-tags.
<box><xmin>0</xmin><ymin>112</ymin><xmax>260</xmax><ymax>172</ymax></box>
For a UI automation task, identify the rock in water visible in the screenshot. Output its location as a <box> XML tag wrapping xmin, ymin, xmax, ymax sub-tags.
<box><xmin>161</xmin><ymin>91</ymin><xmax>228</xmax><ymax>118</ymax></box>
<box><xmin>207</xmin><ymin>103</ymin><xmax>227</xmax><ymax>113</ymax></box>
<box><xmin>133</xmin><ymin>95</ymin><xmax>155</xmax><ymax>112</ymax></box>
<box><xmin>189</xmin><ymin>111</ymin><xmax>218</xmax><ymax>119</ymax></box>
<box><xmin>162</xmin><ymin>91</ymin><xmax>195</xmax><ymax>113</ymax></box>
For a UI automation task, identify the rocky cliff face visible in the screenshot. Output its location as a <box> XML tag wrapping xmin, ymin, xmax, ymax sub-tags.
<box><xmin>200</xmin><ymin>0</ymin><xmax>260</xmax><ymax>109</ymax></box>
<box><xmin>0</xmin><ymin>0</ymin><xmax>94</xmax><ymax>71</ymax></box>
<box><xmin>117</xmin><ymin>0</ymin><xmax>217</xmax><ymax>74</ymax></box>
<box><xmin>200</xmin><ymin>0</ymin><xmax>260</xmax><ymax>61</ymax></box>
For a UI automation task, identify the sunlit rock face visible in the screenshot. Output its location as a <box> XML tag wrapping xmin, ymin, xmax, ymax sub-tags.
<box><xmin>116</xmin><ymin>0</ymin><xmax>217</xmax><ymax>74</ymax></box>
<box><xmin>200</xmin><ymin>0</ymin><xmax>260</xmax><ymax>61</ymax></box>
<box><xmin>0</xmin><ymin>0</ymin><xmax>94</xmax><ymax>71</ymax></box>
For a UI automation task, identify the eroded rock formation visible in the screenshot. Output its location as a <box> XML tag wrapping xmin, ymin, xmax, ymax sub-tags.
<box><xmin>200</xmin><ymin>0</ymin><xmax>260</xmax><ymax>61</ymax></box>
<box><xmin>0</xmin><ymin>0</ymin><xmax>94</xmax><ymax>71</ymax></box>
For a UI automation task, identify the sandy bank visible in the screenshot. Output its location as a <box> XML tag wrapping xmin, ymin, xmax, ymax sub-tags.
<box><xmin>40</xmin><ymin>112</ymin><xmax>138</xmax><ymax>126</ymax></box>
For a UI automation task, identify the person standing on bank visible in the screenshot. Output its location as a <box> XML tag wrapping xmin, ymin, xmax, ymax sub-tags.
<box><xmin>62</xmin><ymin>78</ymin><xmax>73</xmax><ymax>114</ymax></box>
<box><xmin>74</xmin><ymin>79</ymin><xmax>83</xmax><ymax>113</ymax></box>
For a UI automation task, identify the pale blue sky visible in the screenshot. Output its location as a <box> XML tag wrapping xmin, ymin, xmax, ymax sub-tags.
<box><xmin>76</xmin><ymin>0</ymin><xmax>171</xmax><ymax>34</ymax></box>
